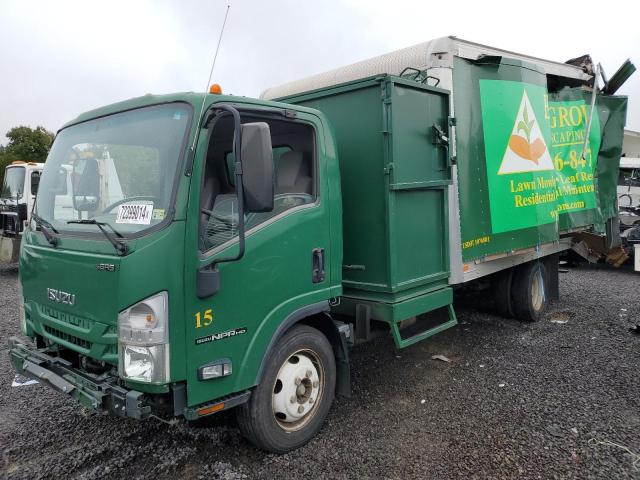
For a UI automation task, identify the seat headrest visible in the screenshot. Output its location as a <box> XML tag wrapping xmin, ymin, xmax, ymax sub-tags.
<box><xmin>277</xmin><ymin>151</ymin><xmax>311</xmax><ymax>193</ymax></box>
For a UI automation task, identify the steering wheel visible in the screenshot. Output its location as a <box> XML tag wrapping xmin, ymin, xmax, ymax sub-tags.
<box><xmin>101</xmin><ymin>196</ymin><xmax>160</xmax><ymax>214</ymax></box>
<box><xmin>201</xmin><ymin>208</ymin><xmax>237</xmax><ymax>227</ymax></box>
<box><xmin>274</xmin><ymin>192</ymin><xmax>313</xmax><ymax>204</ymax></box>
<box><xmin>619</xmin><ymin>194</ymin><xmax>633</xmax><ymax>208</ymax></box>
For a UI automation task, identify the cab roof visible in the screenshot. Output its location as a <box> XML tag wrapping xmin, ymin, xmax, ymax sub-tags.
<box><xmin>60</xmin><ymin>92</ymin><xmax>324</xmax><ymax>132</ymax></box>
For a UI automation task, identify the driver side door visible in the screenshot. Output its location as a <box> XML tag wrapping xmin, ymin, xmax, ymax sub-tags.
<box><xmin>183</xmin><ymin>108</ymin><xmax>333</xmax><ymax>407</ymax></box>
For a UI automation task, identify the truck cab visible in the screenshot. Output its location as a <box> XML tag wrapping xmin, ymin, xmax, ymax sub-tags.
<box><xmin>0</xmin><ymin>161</ymin><xmax>43</xmax><ymax>263</ymax></box>
<box><xmin>10</xmin><ymin>93</ymin><xmax>344</xmax><ymax>452</ymax></box>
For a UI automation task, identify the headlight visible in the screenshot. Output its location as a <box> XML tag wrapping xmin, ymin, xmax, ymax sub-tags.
<box><xmin>118</xmin><ymin>292</ymin><xmax>169</xmax><ymax>383</ymax></box>
<box><xmin>122</xmin><ymin>344</ymin><xmax>168</xmax><ymax>383</ymax></box>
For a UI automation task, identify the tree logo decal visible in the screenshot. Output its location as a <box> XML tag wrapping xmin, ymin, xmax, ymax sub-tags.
<box><xmin>497</xmin><ymin>90</ymin><xmax>554</xmax><ymax>174</ymax></box>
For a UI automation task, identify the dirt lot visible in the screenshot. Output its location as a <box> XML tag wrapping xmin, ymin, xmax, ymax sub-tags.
<box><xmin>1</xmin><ymin>263</ymin><xmax>639</xmax><ymax>479</ymax></box>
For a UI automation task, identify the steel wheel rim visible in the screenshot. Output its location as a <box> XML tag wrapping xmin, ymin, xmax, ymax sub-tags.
<box><xmin>531</xmin><ymin>269</ymin><xmax>544</xmax><ymax>312</ymax></box>
<box><xmin>271</xmin><ymin>348</ymin><xmax>324</xmax><ymax>432</ymax></box>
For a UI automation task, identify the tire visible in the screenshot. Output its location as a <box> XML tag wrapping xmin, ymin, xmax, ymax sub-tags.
<box><xmin>511</xmin><ymin>261</ymin><xmax>547</xmax><ymax>322</ymax></box>
<box><xmin>492</xmin><ymin>268</ymin><xmax>514</xmax><ymax>318</ymax></box>
<box><xmin>236</xmin><ymin>324</ymin><xmax>336</xmax><ymax>453</ymax></box>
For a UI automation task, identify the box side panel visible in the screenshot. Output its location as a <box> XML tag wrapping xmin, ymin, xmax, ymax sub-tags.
<box><xmin>454</xmin><ymin>57</ymin><xmax>557</xmax><ymax>261</ymax></box>
<box><xmin>391</xmin><ymin>189</ymin><xmax>448</xmax><ymax>289</ymax></box>
<box><xmin>453</xmin><ymin>57</ymin><xmax>627</xmax><ymax>263</ymax></box>
<box><xmin>293</xmin><ymin>83</ymin><xmax>391</xmax><ymax>291</ymax></box>
<box><xmin>388</xmin><ymin>82</ymin><xmax>450</xmax><ymax>291</ymax></box>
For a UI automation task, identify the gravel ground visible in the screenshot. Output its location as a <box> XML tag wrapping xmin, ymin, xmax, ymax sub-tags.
<box><xmin>1</xmin><ymin>262</ymin><xmax>639</xmax><ymax>479</ymax></box>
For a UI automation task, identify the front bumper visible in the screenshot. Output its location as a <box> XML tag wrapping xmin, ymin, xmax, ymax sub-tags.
<box><xmin>8</xmin><ymin>336</ymin><xmax>150</xmax><ymax>419</ymax></box>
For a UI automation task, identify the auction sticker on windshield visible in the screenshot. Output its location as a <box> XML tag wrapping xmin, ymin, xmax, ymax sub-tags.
<box><xmin>116</xmin><ymin>202</ymin><xmax>153</xmax><ymax>225</ymax></box>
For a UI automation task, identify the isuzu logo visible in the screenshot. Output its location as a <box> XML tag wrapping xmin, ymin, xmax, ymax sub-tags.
<box><xmin>47</xmin><ymin>288</ymin><xmax>76</xmax><ymax>306</ymax></box>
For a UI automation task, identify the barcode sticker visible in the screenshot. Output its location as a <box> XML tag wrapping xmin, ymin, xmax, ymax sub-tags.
<box><xmin>116</xmin><ymin>202</ymin><xmax>153</xmax><ymax>225</ymax></box>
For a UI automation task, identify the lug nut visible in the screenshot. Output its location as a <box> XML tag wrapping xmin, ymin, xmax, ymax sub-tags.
<box><xmin>298</xmin><ymin>405</ymin><xmax>304</xmax><ymax>414</ymax></box>
<box><xmin>313</xmin><ymin>381</ymin><xmax>319</xmax><ymax>388</ymax></box>
<box><xmin>309</xmin><ymin>398</ymin><xmax>314</xmax><ymax>404</ymax></box>
<box><xmin>294</xmin><ymin>377</ymin><xmax>301</xmax><ymax>386</ymax></box>
<box><xmin>290</xmin><ymin>395</ymin><xmax>296</xmax><ymax>403</ymax></box>
<box><xmin>306</xmin><ymin>370</ymin><xmax>312</xmax><ymax>378</ymax></box>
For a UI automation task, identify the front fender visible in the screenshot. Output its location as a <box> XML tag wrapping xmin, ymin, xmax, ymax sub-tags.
<box><xmin>231</xmin><ymin>292</ymin><xmax>330</xmax><ymax>393</ymax></box>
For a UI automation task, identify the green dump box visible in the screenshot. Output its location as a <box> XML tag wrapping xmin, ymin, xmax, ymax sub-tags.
<box><xmin>279</xmin><ymin>77</ymin><xmax>457</xmax><ymax>347</ymax></box>
<box><xmin>265</xmin><ymin>36</ymin><xmax>630</xmax><ymax>343</ymax></box>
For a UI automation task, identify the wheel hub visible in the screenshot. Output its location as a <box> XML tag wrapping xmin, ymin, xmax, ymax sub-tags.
<box><xmin>272</xmin><ymin>351</ymin><xmax>322</xmax><ymax>430</ymax></box>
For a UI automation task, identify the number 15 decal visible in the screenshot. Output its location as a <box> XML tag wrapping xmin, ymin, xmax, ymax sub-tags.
<box><xmin>195</xmin><ymin>309</ymin><xmax>213</xmax><ymax>328</ymax></box>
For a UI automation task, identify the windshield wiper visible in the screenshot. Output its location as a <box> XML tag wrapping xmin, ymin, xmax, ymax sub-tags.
<box><xmin>32</xmin><ymin>213</ymin><xmax>59</xmax><ymax>247</ymax></box>
<box><xmin>67</xmin><ymin>219</ymin><xmax>128</xmax><ymax>256</ymax></box>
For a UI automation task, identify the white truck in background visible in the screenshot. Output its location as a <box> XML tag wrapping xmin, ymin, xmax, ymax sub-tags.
<box><xmin>0</xmin><ymin>161</ymin><xmax>43</xmax><ymax>263</ymax></box>
<box><xmin>617</xmin><ymin>130</ymin><xmax>640</xmax><ymax>271</ymax></box>
<box><xmin>0</xmin><ymin>150</ymin><xmax>124</xmax><ymax>263</ymax></box>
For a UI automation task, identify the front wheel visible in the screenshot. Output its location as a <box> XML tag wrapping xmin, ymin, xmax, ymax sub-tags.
<box><xmin>236</xmin><ymin>325</ymin><xmax>336</xmax><ymax>453</ymax></box>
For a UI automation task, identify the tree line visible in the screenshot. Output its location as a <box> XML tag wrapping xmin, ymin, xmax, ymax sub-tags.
<box><xmin>0</xmin><ymin>126</ymin><xmax>54</xmax><ymax>187</ymax></box>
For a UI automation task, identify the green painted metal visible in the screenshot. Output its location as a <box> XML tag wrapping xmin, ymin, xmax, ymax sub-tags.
<box><xmin>390</xmin><ymin>305</ymin><xmax>457</xmax><ymax>349</ymax></box>
<box><xmin>183</xmin><ymin>102</ymin><xmax>341</xmax><ymax>406</ymax></box>
<box><xmin>452</xmin><ymin>56</ymin><xmax>628</xmax><ymax>262</ymax></box>
<box><xmin>337</xmin><ymin>286</ymin><xmax>456</xmax><ymax>349</ymax></box>
<box><xmin>16</xmin><ymin>93</ymin><xmax>343</xmax><ymax>405</ymax></box>
<box><xmin>280</xmin><ymin>76</ymin><xmax>452</xmax><ymax>304</ymax></box>
<box><xmin>339</xmin><ymin>284</ymin><xmax>453</xmax><ymax>323</ymax></box>
<box><xmin>279</xmin><ymin>76</ymin><xmax>458</xmax><ymax>348</ymax></box>
<box><xmin>13</xmin><ymin>49</ymin><xmax>628</xmax><ymax>419</ymax></box>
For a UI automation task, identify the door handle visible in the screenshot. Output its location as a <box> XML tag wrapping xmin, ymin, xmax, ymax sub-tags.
<box><xmin>312</xmin><ymin>248</ymin><xmax>325</xmax><ymax>283</ymax></box>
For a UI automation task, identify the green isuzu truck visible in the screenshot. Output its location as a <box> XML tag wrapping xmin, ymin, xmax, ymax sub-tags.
<box><xmin>9</xmin><ymin>37</ymin><xmax>633</xmax><ymax>452</ymax></box>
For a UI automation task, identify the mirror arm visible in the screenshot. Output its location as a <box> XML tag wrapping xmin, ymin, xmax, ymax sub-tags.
<box><xmin>197</xmin><ymin>104</ymin><xmax>245</xmax><ymax>299</ymax></box>
<box><xmin>210</xmin><ymin>104</ymin><xmax>246</xmax><ymax>266</ymax></box>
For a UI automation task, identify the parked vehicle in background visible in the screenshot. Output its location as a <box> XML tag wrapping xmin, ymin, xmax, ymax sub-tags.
<box><xmin>617</xmin><ymin>132</ymin><xmax>640</xmax><ymax>270</ymax></box>
<box><xmin>8</xmin><ymin>36</ymin><xmax>635</xmax><ymax>452</ymax></box>
<box><xmin>0</xmin><ymin>161</ymin><xmax>43</xmax><ymax>263</ymax></box>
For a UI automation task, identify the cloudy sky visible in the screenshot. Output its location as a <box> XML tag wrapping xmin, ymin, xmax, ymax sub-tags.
<box><xmin>1</xmin><ymin>0</ymin><xmax>638</xmax><ymax>144</ymax></box>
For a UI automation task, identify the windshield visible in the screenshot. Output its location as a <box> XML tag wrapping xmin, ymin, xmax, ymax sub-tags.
<box><xmin>35</xmin><ymin>103</ymin><xmax>191</xmax><ymax>236</ymax></box>
<box><xmin>1</xmin><ymin>166</ymin><xmax>25</xmax><ymax>200</ymax></box>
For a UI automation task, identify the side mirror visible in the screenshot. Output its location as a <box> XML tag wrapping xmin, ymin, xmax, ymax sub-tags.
<box><xmin>30</xmin><ymin>171</ymin><xmax>41</xmax><ymax>196</ymax></box>
<box><xmin>240</xmin><ymin>122</ymin><xmax>274</xmax><ymax>213</ymax></box>
<box><xmin>72</xmin><ymin>158</ymin><xmax>100</xmax><ymax>211</ymax></box>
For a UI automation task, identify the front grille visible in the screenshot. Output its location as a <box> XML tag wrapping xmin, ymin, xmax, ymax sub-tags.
<box><xmin>41</xmin><ymin>305</ymin><xmax>94</xmax><ymax>330</ymax></box>
<box><xmin>1</xmin><ymin>204</ymin><xmax>18</xmax><ymax>212</ymax></box>
<box><xmin>5</xmin><ymin>216</ymin><xmax>17</xmax><ymax>233</ymax></box>
<box><xmin>44</xmin><ymin>325</ymin><xmax>92</xmax><ymax>350</ymax></box>
<box><xmin>36</xmin><ymin>304</ymin><xmax>117</xmax><ymax>360</ymax></box>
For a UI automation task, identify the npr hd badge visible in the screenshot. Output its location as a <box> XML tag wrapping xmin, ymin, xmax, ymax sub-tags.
<box><xmin>196</xmin><ymin>327</ymin><xmax>247</xmax><ymax>345</ymax></box>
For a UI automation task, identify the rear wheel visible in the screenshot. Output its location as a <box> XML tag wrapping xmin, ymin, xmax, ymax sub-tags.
<box><xmin>492</xmin><ymin>268</ymin><xmax>514</xmax><ymax>318</ymax></box>
<box><xmin>236</xmin><ymin>324</ymin><xmax>336</xmax><ymax>453</ymax></box>
<box><xmin>511</xmin><ymin>261</ymin><xmax>547</xmax><ymax>322</ymax></box>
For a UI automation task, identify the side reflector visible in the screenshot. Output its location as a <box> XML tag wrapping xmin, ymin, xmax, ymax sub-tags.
<box><xmin>197</xmin><ymin>403</ymin><xmax>225</xmax><ymax>416</ymax></box>
<box><xmin>198</xmin><ymin>358</ymin><xmax>232</xmax><ymax>380</ymax></box>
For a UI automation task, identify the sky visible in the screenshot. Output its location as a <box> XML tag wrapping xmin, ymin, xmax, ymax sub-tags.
<box><xmin>0</xmin><ymin>0</ymin><xmax>638</xmax><ymax>144</ymax></box>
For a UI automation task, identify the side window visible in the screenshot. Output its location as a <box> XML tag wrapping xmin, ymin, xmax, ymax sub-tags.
<box><xmin>199</xmin><ymin>116</ymin><xmax>316</xmax><ymax>252</ymax></box>
<box><xmin>225</xmin><ymin>146</ymin><xmax>292</xmax><ymax>186</ymax></box>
